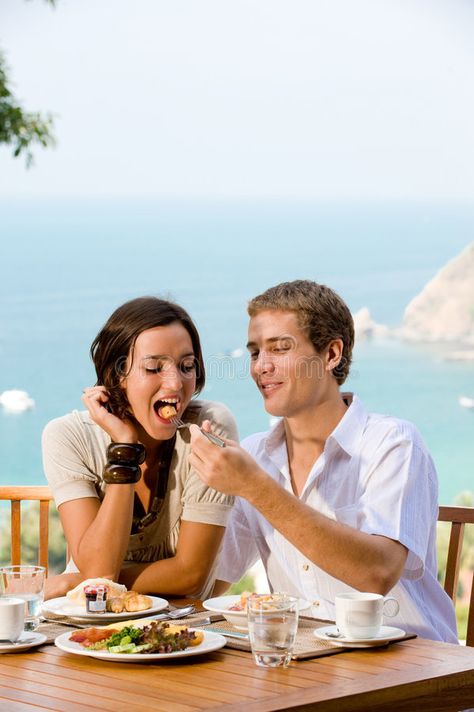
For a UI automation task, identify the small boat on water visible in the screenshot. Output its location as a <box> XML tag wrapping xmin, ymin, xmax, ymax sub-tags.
<box><xmin>459</xmin><ymin>396</ymin><xmax>474</xmax><ymax>409</ymax></box>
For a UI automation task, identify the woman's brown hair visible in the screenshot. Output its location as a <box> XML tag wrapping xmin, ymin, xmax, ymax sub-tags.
<box><xmin>90</xmin><ymin>296</ymin><xmax>205</xmax><ymax>419</ymax></box>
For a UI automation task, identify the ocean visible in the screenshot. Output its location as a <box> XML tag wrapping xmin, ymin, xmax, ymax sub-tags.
<box><xmin>1</xmin><ymin>197</ymin><xmax>473</xmax><ymax>504</ymax></box>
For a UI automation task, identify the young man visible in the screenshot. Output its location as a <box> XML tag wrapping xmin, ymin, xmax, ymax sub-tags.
<box><xmin>189</xmin><ymin>280</ymin><xmax>458</xmax><ymax>642</ymax></box>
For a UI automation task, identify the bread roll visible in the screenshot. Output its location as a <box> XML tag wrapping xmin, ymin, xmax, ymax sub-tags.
<box><xmin>106</xmin><ymin>597</ymin><xmax>125</xmax><ymax>613</ymax></box>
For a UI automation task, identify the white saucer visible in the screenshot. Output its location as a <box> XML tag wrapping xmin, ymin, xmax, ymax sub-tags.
<box><xmin>314</xmin><ymin>625</ymin><xmax>406</xmax><ymax>648</ymax></box>
<box><xmin>0</xmin><ymin>631</ymin><xmax>48</xmax><ymax>653</ymax></box>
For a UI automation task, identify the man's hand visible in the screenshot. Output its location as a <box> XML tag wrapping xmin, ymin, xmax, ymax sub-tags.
<box><xmin>188</xmin><ymin>422</ymin><xmax>265</xmax><ymax>498</ymax></box>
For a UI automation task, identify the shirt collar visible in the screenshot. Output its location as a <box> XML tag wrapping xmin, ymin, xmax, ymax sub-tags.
<box><xmin>327</xmin><ymin>394</ymin><xmax>368</xmax><ymax>457</ymax></box>
<box><xmin>263</xmin><ymin>418</ymin><xmax>289</xmax><ymax>476</ymax></box>
<box><xmin>263</xmin><ymin>393</ymin><xmax>368</xmax><ymax>461</ymax></box>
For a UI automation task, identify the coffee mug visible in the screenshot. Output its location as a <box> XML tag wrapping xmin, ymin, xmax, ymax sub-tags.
<box><xmin>335</xmin><ymin>592</ymin><xmax>399</xmax><ymax>639</ymax></box>
<box><xmin>0</xmin><ymin>596</ymin><xmax>25</xmax><ymax>642</ymax></box>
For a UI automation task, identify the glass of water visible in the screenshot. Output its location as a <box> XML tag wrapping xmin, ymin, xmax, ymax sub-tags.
<box><xmin>0</xmin><ymin>565</ymin><xmax>46</xmax><ymax>631</ymax></box>
<box><xmin>247</xmin><ymin>594</ymin><xmax>299</xmax><ymax>668</ymax></box>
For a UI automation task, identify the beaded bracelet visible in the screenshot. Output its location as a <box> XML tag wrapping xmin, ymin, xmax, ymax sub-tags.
<box><xmin>107</xmin><ymin>442</ymin><xmax>146</xmax><ymax>465</ymax></box>
<box><xmin>103</xmin><ymin>442</ymin><xmax>146</xmax><ymax>484</ymax></box>
<box><xmin>103</xmin><ymin>462</ymin><xmax>141</xmax><ymax>484</ymax></box>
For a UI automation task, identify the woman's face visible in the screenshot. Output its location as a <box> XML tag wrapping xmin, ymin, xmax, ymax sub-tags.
<box><xmin>121</xmin><ymin>322</ymin><xmax>197</xmax><ymax>442</ymax></box>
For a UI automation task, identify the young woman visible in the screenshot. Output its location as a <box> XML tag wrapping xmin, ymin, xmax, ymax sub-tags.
<box><xmin>43</xmin><ymin>296</ymin><xmax>237</xmax><ymax>599</ymax></box>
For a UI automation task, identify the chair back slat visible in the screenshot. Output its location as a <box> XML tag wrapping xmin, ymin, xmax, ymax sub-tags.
<box><xmin>10</xmin><ymin>500</ymin><xmax>22</xmax><ymax>566</ymax></box>
<box><xmin>438</xmin><ymin>505</ymin><xmax>474</xmax><ymax>647</ymax></box>
<box><xmin>1</xmin><ymin>486</ymin><xmax>54</xmax><ymax>574</ymax></box>
<box><xmin>444</xmin><ymin>521</ymin><xmax>464</xmax><ymax>600</ymax></box>
<box><xmin>38</xmin><ymin>500</ymin><xmax>51</xmax><ymax>570</ymax></box>
<box><xmin>468</xmin><ymin>573</ymin><xmax>474</xmax><ymax>647</ymax></box>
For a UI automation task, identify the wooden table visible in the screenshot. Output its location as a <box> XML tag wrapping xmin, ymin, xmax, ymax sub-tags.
<box><xmin>0</xmin><ymin>635</ymin><xmax>473</xmax><ymax>711</ymax></box>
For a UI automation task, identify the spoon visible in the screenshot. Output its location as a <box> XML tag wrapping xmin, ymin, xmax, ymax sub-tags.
<box><xmin>153</xmin><ymin>605</ymin><xmax>196</xmax><ymax>620</ymax></box>
<box><xmin>325</xmin><ymin>628</ymin><xmax>344</xmax><ymax>638</ymax></box>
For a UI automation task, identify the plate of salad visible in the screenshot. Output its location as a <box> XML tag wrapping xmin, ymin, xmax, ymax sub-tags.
<box><xmin>54</xmin><ymin>620</ymin><xmax>226</xmax><ymax>662</ymax></box>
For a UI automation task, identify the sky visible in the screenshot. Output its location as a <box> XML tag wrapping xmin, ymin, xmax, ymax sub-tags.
<box><xmin>1</xmin><ymin>0</ymin><xmax>474</xmax><ymax>200</ymax></box>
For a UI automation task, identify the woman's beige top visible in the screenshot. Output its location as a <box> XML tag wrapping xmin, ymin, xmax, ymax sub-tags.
<box><xmin>42</xmin><ymin>400</ymin><xmax>238</xmax><ymax>597</ymax></box>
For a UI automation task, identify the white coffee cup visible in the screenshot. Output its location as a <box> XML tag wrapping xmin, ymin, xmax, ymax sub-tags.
<box><xmin>0</xmin><ymin>597</ymin><xmax>25</xmax><ymax>642</ymax></box>
<box><xmin>335</xmin><ymin>592</ymin><xmax>399</xmax><ymax>639</ymax></box>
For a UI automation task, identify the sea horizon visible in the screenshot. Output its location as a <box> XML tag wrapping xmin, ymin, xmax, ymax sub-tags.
<box><xmin>1</xmin><ymin>197</ymin><xmax>473</xmax><ymax>504</ymax></box>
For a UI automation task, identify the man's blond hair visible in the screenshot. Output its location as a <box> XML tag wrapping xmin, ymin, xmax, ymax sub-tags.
<box><xmin>248</xmin><ymin>280</ymin><xmax>354</xmax><ymax>385</ymax></box>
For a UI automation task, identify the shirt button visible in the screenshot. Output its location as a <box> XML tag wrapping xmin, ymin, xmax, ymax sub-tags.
<box><xmin>303</xmin><ymin>564</ymin><xmax>309</xmax><ymax>571</ymax></box>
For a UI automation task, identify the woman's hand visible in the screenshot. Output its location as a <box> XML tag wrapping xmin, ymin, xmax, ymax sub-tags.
<box><xmin>82</xmin><ymin>386</ymin><xmax>138</xmax><ymax>443</ymax></box>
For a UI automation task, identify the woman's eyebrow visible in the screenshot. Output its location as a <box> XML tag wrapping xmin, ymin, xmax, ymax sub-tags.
<box><xmin>142</xmin><ymin>352</ymin><xmax>195</xmax><ymax>360</ymax></box>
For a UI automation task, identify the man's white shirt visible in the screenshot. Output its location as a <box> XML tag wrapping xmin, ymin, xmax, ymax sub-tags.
<box><xmin>218</xmin><ymin>395</ymin><xmax>458</xmax><ymax>643</ymax></box>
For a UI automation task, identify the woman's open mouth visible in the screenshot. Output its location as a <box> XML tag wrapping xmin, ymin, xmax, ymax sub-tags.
<box><xmin>153</xmin><ymin>397</ymin><xmax>181</xmax><ymax>423</ymax></box>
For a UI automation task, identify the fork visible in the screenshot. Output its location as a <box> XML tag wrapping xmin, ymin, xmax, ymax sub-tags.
<box><xmin>171</xmin><ymin>417</ymin><xmax>226</xmax><ymax>448</ymax></box>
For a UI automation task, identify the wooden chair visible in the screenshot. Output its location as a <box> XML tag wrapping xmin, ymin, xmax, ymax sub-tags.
<box><xmin>438</xmin><ymin>505</ymin><xmax>474</xmax><ymax>646</ymax></box>
<box><xmin>0</xmin><ymin>486</ymin><xmax>54</xmax><ymax>574</ymax></box>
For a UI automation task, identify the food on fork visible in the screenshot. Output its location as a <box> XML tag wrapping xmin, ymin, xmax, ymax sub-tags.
<box><xmin>159</xmin><ymin>404</ymin><xmax>177</xmax><ymax>419</ymax></box>
<box><xmin>155</xmin><ymin>396</ymin><xmax>179</xmax><ymax>420</ymax></box>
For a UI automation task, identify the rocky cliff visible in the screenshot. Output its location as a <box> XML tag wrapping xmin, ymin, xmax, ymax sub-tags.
<box><xmin>402</xmin><ymin>242</ymin><xmax>474</xmax><ymax>344</ymax></box>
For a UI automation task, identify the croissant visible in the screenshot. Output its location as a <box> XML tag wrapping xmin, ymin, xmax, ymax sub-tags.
<box><xmin>124</xmin><ymin>593</ymin><xmax>153</xmax><ymax>612</ymax></box>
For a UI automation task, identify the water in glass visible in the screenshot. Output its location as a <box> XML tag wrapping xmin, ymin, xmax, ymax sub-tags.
<box><xmin>247</xmin><ymin>594</ymin><xmax>298</xmax><ymax>668</ymax></box>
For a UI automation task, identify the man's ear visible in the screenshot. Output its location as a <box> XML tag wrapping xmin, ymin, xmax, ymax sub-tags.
<box><xmin>325</xmin><ymin>339</ymin><xmax>344</xmax><ymax>373</ymax></box>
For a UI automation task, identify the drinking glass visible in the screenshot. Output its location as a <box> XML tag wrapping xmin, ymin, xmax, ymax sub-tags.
<box><xmin>0</xmin><ymin>565</ymin><xmax>46</xmax><ymax>631</ymax></box>
<box><xmin>247</xmin><ymin>594</ymin><xmax>298</xmax><ymax>668</ymax></box>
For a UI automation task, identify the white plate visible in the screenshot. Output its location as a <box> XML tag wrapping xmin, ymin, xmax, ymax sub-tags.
<box><xmin>54</xmin><ymin>629</ymin><xmax>226</xmax><ymax>662</ymax></box>
<box><xmin>42</xmin><ymin>595</ymin><xmax>168</xmax><ymax>622</ymax></box>
<box><xmin>203</xmin><ymin>595</ymin><xmax>312</xmax><ymax>631</ymax></box>
<box><xmin>0</xmin><ymin>631</ymin><xmax>47</xmax><ymax>654</ymax></box>
<box><xmin>314</xmin><ymin>625</ymin><xmax>406</xmax><ymax>648</ymax></box>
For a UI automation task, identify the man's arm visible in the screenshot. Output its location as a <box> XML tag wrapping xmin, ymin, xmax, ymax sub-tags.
<box><xmin>189</xmin><ymin>428</ymin><xmax>407</xmax><ymax>595</ymax></box>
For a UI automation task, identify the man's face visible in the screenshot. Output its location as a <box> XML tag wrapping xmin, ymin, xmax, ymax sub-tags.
<box><xmin>247</xmin><ymin>309</ymin><xmax>330</xmax><ymax>418</ymax></box>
